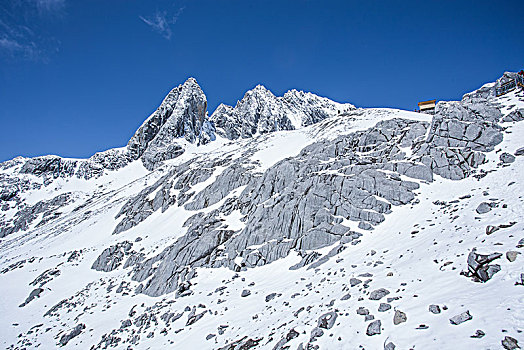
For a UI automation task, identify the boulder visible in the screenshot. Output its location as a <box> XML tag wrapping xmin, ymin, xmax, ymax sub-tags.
<box><xmin>317</xmin><ymin>311</ymin><xmax>338</xmax><ymax>330</ymax></box>
<box><xmin>507</xmin><ymin>251</ymin><xmax>520</xmax><ymax>262</ymax></box>
<box><xmin>502</xmin><ymin>336</ymin><xmax>520</xmax><ymax>350</ymax></box>
<box><xmin>369</xmin><ymin>288</ymin><xmax>390</xmax><ymax>300</ymax></box>
<box><xmin>466</xmin><ymin>250</ymin><xmax>502</xmax><ymax>282</ymax></box>
<box><xmin>476</xmin><ymin>202</ymin><xmax>491</xmax><ymax>214</ymax></box>
<box><xmin>500</xmin><ymin>152</ymin><xmax>516</xmax><ymax>164</ymax></box>
<box><xmin>428</xmin><ymin>304</ymin><xmax>441</xmax><ymax>314</ymax></box>
<box><xmin>59</xmin><ymin>324</ymin><xmax>86</xmax><ymax>346</ymax></box>
<box><xmin>449</xmin><ymin>310</ymin><xmax>472</xmax><ymax>325</ymax></box>
<box><xmin>393</xmin><ymin>310</ymin><xmax>407</xmax><ymax>325</ymax></box>
<box><xmin>366</xmin><ymin>320</ymin><xmax>381</xmax><ymax>336</ymax></box>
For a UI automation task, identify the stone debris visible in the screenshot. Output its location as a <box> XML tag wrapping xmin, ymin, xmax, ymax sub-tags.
<box><xmin>393</xmin><ymin>309</ymin><xmax>407</xmax><ymax>325</ymax></box>
<box><xmin>19</xmin><ymin>288</ymin><xmax>44</xmax><ymax>308</ymax></box>
<box><xmin>500</xmin><ymin>152</ymin><xmax>516</xmax><ymax>164</ymax></box>
<box><xmin>384</xmin><ymin>342</ymin><xmax>396</xmax><ymax>350</ymax></box>
<box><xmin>317</xmin><ymin>311</ymin><xmax>338</xmax><ymax>330</ymax></box>
<box><xmin>506</xmin><ymin>251</ymin><xmax>520</xmax><ymax>262</ymax></box>
<box><xmin>449</xmin><ymin>311</ymin><xmax>473</xmax><ymax>325</ymax></box>
<box><xmin>476</xmin><ymin>202</ymin><xmax>492</xmax><ymax>214</ymax></box>
<box><xmin>470</xmin><ymin>330</ymin><xmax>485</xmax><ymax>338</ymax></box>
<box><xmin>465</xmin><ymin>249</ymin><xmax>502</xmax><ymax>282</ymax></box>
<box><xmin>369</xmin><ymin>288</ymin><xmax>390</xmax><ymax>300</ymax></box>
<box><xmin>59</xmin><ymin>324</ymin><xmax>85</xmax><ymax>346</ymax></box>
<box><xmin>366</xmin><ymin>320</ymin><xmax>381</xmax><ymax>336</ymax></box>
<box><xmin>378</xmin><ymin>303</ymin><xmax>391</xmax><ymax>312</ymax></box>
<box><xmin>428</xmin><ymin>304</ymin><xmax>441</xmax><ymax>314</ymax></box>
<box><xmin>502</xmin><ymin>336</ymin><xmax>520</xmax><ymax>350</ymax></box>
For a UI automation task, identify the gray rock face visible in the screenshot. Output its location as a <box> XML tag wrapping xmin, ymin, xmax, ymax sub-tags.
<box><xmin>59</xmin><ymin>323</ymin><xmax>85</xmax><ymax>346</ymax></box>
<box><xmin>19</xmin><ymin>288</ymin><xmax>44</xmax><ymax>307</ymax></box>
<box><xmin>91</xmin><ymin>241</ymin><xmax>133</xmax><ymax>272</ymax></box>
<box><xmin>1</xmin><ymin>192</ymin><xmax>71</xmax><ymax>238</ymax></box>
<box><xmin>502</xmin><ymin>109</ymin><xmax>524</xmax><ymax>122</ymax></box>
<box><xmin>272</xmin><ymin>329</ymin><xmax>299</xmax><ymax>350</ymax></box>
<box><xmin>309</xmin><ymin>327</ymin><xmax>324</xmax><ymax>342</ymax></box>
<box><xmin>265</xmin><ymin>293</ymin><xmax>280</xmax><ymax>302</ymax></box>
<box><xmin>466</xmin><ymin>250</ymin><xmax>502</xmax><ymax>282</ymax></box>
<box><xmin>366</xmin><ymin>320</ymin><xmax>381</xmax><ymax>336</ymax></box>
<box><xmin>128</xmin><ymin>78</ymin><xmax>214</xmax><ymax>170</ymax></box>
<box><xmin>449</xmin><ymin>310</ymin><xmax>473</xmax><ymax>325</ymax></box>
<box><xmin>414</xmin><ymin>93</ymin><xmax>502</xmax><ymax>180</ymax></box>
<box><xmin>471</xmin><ymin>330</ymin><xmax>485</xmax><ymax>338</ymax></box>
<box><xmin>118</xmin><ymin>93</ymin><xmax>508</xmax><ymax>298</ymax></box>
<box><xmin>218</xmin><ymin>337</ymin><xmax>263</xmax><ymax>350</ymax></box>
<box><xmin>186</xmin><ymin>307</ymin><xmax>206</xmax><ymax>326</ymax></box>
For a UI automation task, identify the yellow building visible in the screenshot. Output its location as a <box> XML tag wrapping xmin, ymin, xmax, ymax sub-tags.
<box><xmin>418</xmin><ymin>99</ymin><xmax>436</xmax><ymax>114</ymax></box>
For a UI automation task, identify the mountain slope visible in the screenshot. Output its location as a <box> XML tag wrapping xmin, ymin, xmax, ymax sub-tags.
<box><xmin>0</xmin><ymin>73</ymin><xmax>523</xmax><ymax>349</ymax></box>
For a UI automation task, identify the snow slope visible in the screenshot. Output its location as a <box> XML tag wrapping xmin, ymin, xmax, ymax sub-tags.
<box><xmin>0</xmin><ymin>74</ymin><xmax>523</xmax><ymax>350</ymax></box>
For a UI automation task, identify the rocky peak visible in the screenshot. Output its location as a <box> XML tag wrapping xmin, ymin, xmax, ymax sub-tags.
<box><xmin>210</xmin><ymin>85</ymin><xmax>355</xmax><ymax>140</ymax></box>
<box><xmin>127</xmin><ymin>77</ymin><xmax>214</xmax><ymax>170</ymax></box>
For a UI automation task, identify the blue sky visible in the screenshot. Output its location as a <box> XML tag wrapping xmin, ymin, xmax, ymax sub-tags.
<box><xmin>1</xmin><ymin>0</ymin><xmax>523</xmax><ymax>162</ymax></box>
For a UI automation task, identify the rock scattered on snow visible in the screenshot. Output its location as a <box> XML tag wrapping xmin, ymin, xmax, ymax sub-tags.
<box><xmin>476</xmin><ymin>202</ymin><xmax>492</xmax><ymax>214</ymax></box>
<box><xmin>515</xmin><ymin>147</ymin><xmax>524</xmax><ymax>156</ymax></box>
<box><xmin>393</xmin><ymin>309</ymin><xmax>407</xmax><ymax>325</ymax></box>
<box><xmin>428</xmin><ymin>304</ymin><xmax>441</xmax><ymax>314</ymax></box>
<box><xmin>378</xmin><ymin>303</ymin><xmax>391</xmax><ymax>312</ymax></box>
<box><xmin>449</xmin><ymin>310</ymin><xmax>473</xmax><ymax>325</ymax></box>
<box><xmin>502</xmin><ymin>336</ymin><xmax>520</xmax><ymax>350</ymax></box>
<box><xmin>19</xmin><ymin>288</ymin><xmax>44</xmax><ymax>307</ymax></box>
<box><xmin>470</xmin><ymin>330</ymin><xmax>485</xmax><ymax>338</ymax></box>
<box><xmin>317</xmin><ymin>311</ymin><xmax>338</xmax><ymax>329</ymax></box>
<box><xmin>465</xmin><ymin>249</ymin><xmax>502</xmax><ymax>282</ymax></box>
<box><xmin>500</xmin><ymin>152</ymin><xmax>516</xmax><ymax>164</ymax></box>
<box><xmin>369</xmin><ymin>288</ymin><xmax>390</xmax><ymax>300</ymax></box>
<box><xmin>506</xmin><ymin>251</ymin><xmax>520</xmax><ymax>262</ymax></box>
<box><xmin>59</xmin><ymin>323</ymin><xmax>85</xmax><ymax>346</ymax></box>
<box><xmin>366</xmin><ymin>320</ymin><xmax>381</xmax><ymax>336</ymax></box>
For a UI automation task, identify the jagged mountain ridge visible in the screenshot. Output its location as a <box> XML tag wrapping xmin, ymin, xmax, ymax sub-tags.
<box><xmin>210</xmin><ymin>85</ymin><xmax>355</xmax><ymax>140</ymax></box>
<box><xmin>0</xmin><ymin>72</ymin><xmax>523</xmax><ymax>349</ymax></box>
<box><xmin>0</xmin><ymin>78</ymin><xmax>354</xmax><ymax>190</ymax></box>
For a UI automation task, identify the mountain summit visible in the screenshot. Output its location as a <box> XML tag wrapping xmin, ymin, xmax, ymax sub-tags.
<box><xmin>127</xmin><ymin>77</ymin><xmax>214</xmax><ymax>170</ymax></box>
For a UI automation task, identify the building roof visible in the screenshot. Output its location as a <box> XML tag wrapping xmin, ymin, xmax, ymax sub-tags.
<box><xmin>418</xmin><ymin>99</ymin><xmax>436</xmax><ymax>107</ymax></box>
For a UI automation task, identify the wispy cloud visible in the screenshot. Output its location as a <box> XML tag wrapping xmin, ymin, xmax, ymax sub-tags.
<box><xmin>140</xmin><ymin>6</ymin><xmax>185</xmax><ymax>40</ymax></box>
<box><xmin>0</xmin><ymin>37</ymin><xmax>38</xmax><ymax>60</ymax></box>
<box><xmin>33</xmin><ymin>0</ymin><xmax>66</xmax><ymax>15</ymax></box>
<box><xmin>0</xmin><ymin>0</ymin><xmax>65</xmax><ymax>62</ymax></box>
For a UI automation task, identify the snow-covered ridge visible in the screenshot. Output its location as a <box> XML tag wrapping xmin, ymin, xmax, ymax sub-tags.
<box><xmin>210</xmin><ymin>84</ymin><xmax>355</xmax><ymax>140</ymax></box>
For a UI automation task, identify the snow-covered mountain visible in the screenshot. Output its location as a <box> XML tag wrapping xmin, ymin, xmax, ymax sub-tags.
<box><xmin>210</xmin><ymin>85</ymin><xmax>355</xmax><ymax>140</ymax></box>
<box><xmin>1</xmin><ymin>72</ymin><xmax>523</xmax><ymax>349</ymax></box>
